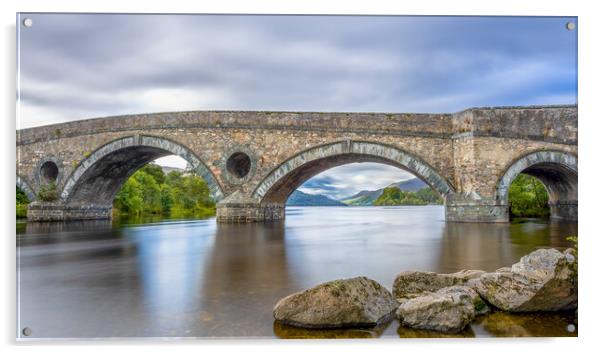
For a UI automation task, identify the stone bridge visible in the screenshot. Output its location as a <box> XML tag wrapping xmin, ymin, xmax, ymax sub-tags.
<box><xmin>16</xmin><ymin>105</ymin><xmax>577</xmax><ymax>223</ymax></box>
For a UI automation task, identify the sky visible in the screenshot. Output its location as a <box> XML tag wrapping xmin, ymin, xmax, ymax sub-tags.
<box><xmin>17</xmin><ymin>14</ymin><xmax>577</xmax><ymax>199</ymax></box>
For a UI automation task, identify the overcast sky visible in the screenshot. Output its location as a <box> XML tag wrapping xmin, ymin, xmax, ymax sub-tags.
<box><xmin>17</xmin><ymin>14</ymin><xmax>577</xmax><ymax>198</ymax></box>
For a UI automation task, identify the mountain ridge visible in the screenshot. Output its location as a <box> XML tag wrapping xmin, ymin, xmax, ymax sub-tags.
<box><xmin>340</xmin><ymin>178</ymin><xmax>428</xmax><ymax>206</ymax></box>
<box><xmin>286</xmin><ymin>190</ymin><xmax>347</xmax><ymax>206</ymax></box>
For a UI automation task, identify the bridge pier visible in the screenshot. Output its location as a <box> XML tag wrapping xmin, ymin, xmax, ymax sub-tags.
<box><xmin>27</xmin><ymin>202</ymin><xmax>112</xmax><ymax>221</ymax></box>
<box><xmin>215</xmin><ymin>192</ymin><xmax>285</xmax><ymax>223</ymax></box>
<box><xmin>445</xmin><ymin>194</ymin><xmax>509</xmax><ymax>223</ymax></box>
<box><xmin>549</xmin><ymin>201</ymin><xmax>578</xmax><ymax>221</ymax></box>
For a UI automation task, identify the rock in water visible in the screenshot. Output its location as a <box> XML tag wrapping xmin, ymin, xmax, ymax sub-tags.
<box><xmin>392</xmin><ymin>269</ymin><xmax>485</xmax><ymax>300</ymax></box>
<box><xmin>475</xmin><ymin>248</ymin><xmax>577</xmax><ymax>312</ymax></box>
<box><xmin>273</xmin><ymin>276</ymin><xmax>398</xmax><ymax>328</ymax></box>
<box><xmin>396</xmin><ymin>286</ymin><xmax>476</xmax><ymax>333</ymax></box>
<box><xmin>438</xmin><ymin>286</ymin><xmax>490</xmax><ymax>316</ymax></box>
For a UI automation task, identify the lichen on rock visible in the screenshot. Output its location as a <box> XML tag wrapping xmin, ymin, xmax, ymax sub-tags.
<box><xmin>396</xmin><ymin>286</ymin><xmax>477</xmax><ymax>333</ymax></box>
<box><xmin>273</xmin><ymin>276</ymin><xmax>398</xmax><ymax>329</ymax></box>
<box><xmin>474</xmin><ymin>248</ymin><xmax>577</xmax><ymax>312</ymax></box>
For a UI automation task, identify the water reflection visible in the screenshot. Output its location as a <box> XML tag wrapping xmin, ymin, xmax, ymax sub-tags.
<box><xmin>274</xmin><ymin>320</ymin><xmax>391</xmax><ymax>339</ymax></box>
<box><xmin>16</xmin><ymin>206</ymin><xmax>577</xmax><ymax>338</ymax></box>
<box><xmin>472</xmin><ymin>310</ymin><xmax>577</xmax><ymax>337</ymax></box>
<box><xmin>124</xmin><ymin>220</ymin><xmax>215</xmax><ymax>336</ymax></box>
<box><xmin>438</xmin><ymin>220</ymin><xmax>576</xmax><ymax>272</ymax></box>
<box><xmin>397</xmin><ymin>324</ymin><xmax>476</xmax><ymax>338</ymax></box>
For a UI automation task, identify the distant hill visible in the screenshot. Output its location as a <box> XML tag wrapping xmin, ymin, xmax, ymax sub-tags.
<box><xmin>287</xmin><ymin>190</ymin><xmax>347</xmax><ymax>206</ymax></box>
<box><xmin>340</xmin><ymin>178</ymin><xmax>428</xmax><ymax>206</ymax></box>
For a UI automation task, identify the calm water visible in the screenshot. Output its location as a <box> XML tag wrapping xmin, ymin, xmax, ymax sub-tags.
<box><xmin>16</xmin><ymin>206</ymin><xmax>578</xmax><ymax>339</ymax></box>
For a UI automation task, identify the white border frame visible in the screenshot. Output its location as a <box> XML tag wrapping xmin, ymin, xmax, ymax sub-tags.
<box><xmin>3</xmin><ymin>1</ymin><xmax>600</xmax><ymax>354</ymax></box>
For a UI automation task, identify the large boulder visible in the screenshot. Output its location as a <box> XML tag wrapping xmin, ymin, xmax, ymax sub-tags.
<box><xmin>273</xmin><ymin>276</ymin><xmax>398</xmax><ymax>328</ymax></box>
<box><xmin>474</xmin><ymin>248</ymin><xmax>577</xmax><ymax>312</ymax></box>
<box><xmin>396</xmin><ymin>286</ymin><xmax>476</xmax><ymax>333</ymax></box>
<box><xmin>392</xmin><ymin>269</ymin><xmax>485</xmax><ymax>301</ymax></box>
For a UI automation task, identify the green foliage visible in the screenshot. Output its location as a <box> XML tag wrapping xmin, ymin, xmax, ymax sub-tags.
<box><xmin>566</xmin><ymin>235</ymin><xmax>578</xmax><ymax>272</ymax></box>
<box><xmin>37</xmin><ymin>182</ymin><xmax>59</xmax><ymax>202</ymax></box>
<box><xmin>16</xmin><ymin>186</ymin><xmax>30</xmax><ymax>204</ymax></box>
<box><xmin>16</xmin><ymin>204</ymin><xmax>28</xmax><ymax>219</ymax></box>
<box><xmin>16</xmin><ymin>186</ymin><xmax>30</xmax><ymax>219</ymax></box>
<box><xmin>567</xmin><ymin>235</ymin><xmax>578</xmax><ymax>250</ymax></box>
<box><xmin>113</xmin><ymin>163</ymin><xmax>215</xmax><ymax>218</ymax></box>
<box><xmin>508</xmin><ymin>174</ymin><xmax>550</xmax><ymax>218</ymax></box>
<box><xmin>373</xmin><ymin>186</ymin><xmax>442</xmax><ymax>206</ymax></box>
<box><xmin>415</xmin><ymin>187</ymin><xmax>443</xmax><ymax>204</ymax></box>
<box><xmin>139</xmin><ymin>163</ymin><xmax>166</xmax><ymax>185</ymax></box>
<box><xmin>567</xmin><ymin>235</ymin><xmax>578</xmax><ymax>258</ymax></box>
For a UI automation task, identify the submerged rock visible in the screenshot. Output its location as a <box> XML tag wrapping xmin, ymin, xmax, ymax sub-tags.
<box><xmin>392</xmin><ymin>269</ymin><xmax>485</xmax><ymax>301</ymax></box>
<box><xmin>273</xmin><ymin>276</ymin><xmax>398</xmax><ymax>328</ymax></box>
<box><xmin>396</xmin><ymin>286</ymin><xmax>476</xmax><ymax>333</ymax></box>
<box><xmin>475</xmin><ymin>248</ymin><xmax>577</xmax><ymax>312</ymax></box>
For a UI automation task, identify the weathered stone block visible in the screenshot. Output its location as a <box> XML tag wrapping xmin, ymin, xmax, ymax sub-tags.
<box><xmin>27</xmin><ymin>202</ymin><xmax>112</xmax><ymax>221</ymax></box>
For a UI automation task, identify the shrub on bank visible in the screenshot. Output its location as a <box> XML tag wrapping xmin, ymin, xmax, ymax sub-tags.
<box><xmin>113</xmin><ymin>164</ymin><xmax>215</xmax><ymax>218</ymax></box>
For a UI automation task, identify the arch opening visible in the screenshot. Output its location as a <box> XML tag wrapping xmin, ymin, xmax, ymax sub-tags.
<box><xmin>253</xmin><ymin>141</ymin><xmax>454</xmax><ymax>206</ymax></box>
<box><xmin>496</xmin><ymin>151</ymin><xmax>577</xmax><ymax>221</ymax></box>
<box><xmin>286</xmin><ymin>161</ymin><xmax>444</xmax><ymax>207</ymax></box>
<box><xmin>61</xmin><ymin>136</ymin><xmax>224</xmax><ymax>208</ymax></box>
<box><xmin>113</xmin><ymin>156</ymin><xmax>217</xmax><ymax>219</ymax></box>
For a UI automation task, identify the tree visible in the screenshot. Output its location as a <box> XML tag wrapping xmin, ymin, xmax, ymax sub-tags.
<box><xmin>373</xmin><ymin>186</ymin><xmax>441</xmax><ymax>206</ymax></box>
<box><xmin>114</xmin><ymin>176</ymin><xmax>144</xmax><ymax>215</ymax></box>
<box><xmin>415</xmin><ymin>187</ymin><xmax>443</xmax><ymax>204</ymax></box>
<box><xmin>508</xmin><ymin>174</ymin><xmax>550</xmax><ymax>218</ymax></box>
<box><xmin>16</xmin><ymin>186</ymin><xmax>30</xmax><ymax>205</ymax></box>
<box><xmin>374</xmin><ymin>187</ymin><xmax>404</xmax><ymax>206</ymax></box>
<box><xmin>16</xmin><ymin>186</ymin><xmax>30</xmax><ymax>219</ymax></box>
<box><xmin>113</xmin><ymin>164</ymin><xmax>215</xmax><ymax>218</ymax></box>
<box><xmin>139</xmin><ymin>163</ymin><xmax>166</xmax><ymax>185</ymax></box>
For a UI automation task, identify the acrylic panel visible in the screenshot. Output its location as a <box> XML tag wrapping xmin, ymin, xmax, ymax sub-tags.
<box><xmin>16</xmin><ymin>14</ymin><xmax>578</xmax><ymax>340</ymax></box>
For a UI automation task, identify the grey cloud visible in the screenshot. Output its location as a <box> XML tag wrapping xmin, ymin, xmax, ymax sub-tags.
<box><xmin>18</xmin><ymin>14</ymin><xmax>576</xmax><ymax>128</ymax></box>
<box><xmin>17</xmin><ymin>14</ymin><xmax>577</xmax><ymax>196</ymax></box>
<box><xmin>299</xmin><ymin>163</ymin><xmax>414</xmax><ymax>200</ymax></box>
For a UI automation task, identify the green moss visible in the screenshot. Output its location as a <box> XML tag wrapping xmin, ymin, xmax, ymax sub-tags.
<box><xmin>16</xmin><ymin>204</ymin><xmax>28</xmax><ymax>219</ymax></box>
<box><xmin>474</xmin><ymin>300</ymin><xmax>487</xmax><ymax>312</ymax></box>
<box><xmin>566</xmin><ymin>236</ymin><xmax>578</xmax><ymax>273</ymax></box>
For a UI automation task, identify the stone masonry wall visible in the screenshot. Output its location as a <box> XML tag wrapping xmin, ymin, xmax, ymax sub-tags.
<box><xmin>16</xmin><ymin>105</ymin><xmax>577</xmax><ymax>222</ymax></box>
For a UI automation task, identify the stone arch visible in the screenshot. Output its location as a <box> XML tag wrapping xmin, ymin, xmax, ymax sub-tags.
<box><xmin>17</xmin><ymin>175</ymin><xmax>36</xmax><ymax>202</ymax></box>
<box><xmin>253</xmin><ymin>140</ymin><xmax>455</xmax><ymax>204</ymax></box>
<box><xmin>61</xmin><ymin>135</ymin><xmax>224</xmax><ymax>205</ymax></box>
<box><xmin>495</xmin><ymin>150</ymin><xmax>577</xmax><ymax>220</ymax></box>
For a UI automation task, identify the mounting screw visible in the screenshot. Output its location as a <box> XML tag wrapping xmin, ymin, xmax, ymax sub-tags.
<box><xmin>22</xmin><ymin>327</ymin><xmax>32</xmax><ymax>336</ymax></box>
<box><xmin>566</xmin><ymin>21</ymin><xmax>576</xmax><ymax>31</ymax></box>
<box><xmin>22</xmin><ymin>18</ymin><xmax>33</xmax><ymax>28</ymax></box>
<box><xmin>567</xmin><ymin>324</ymin><xmax>576</xmax><ymax>333</ymax></box>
